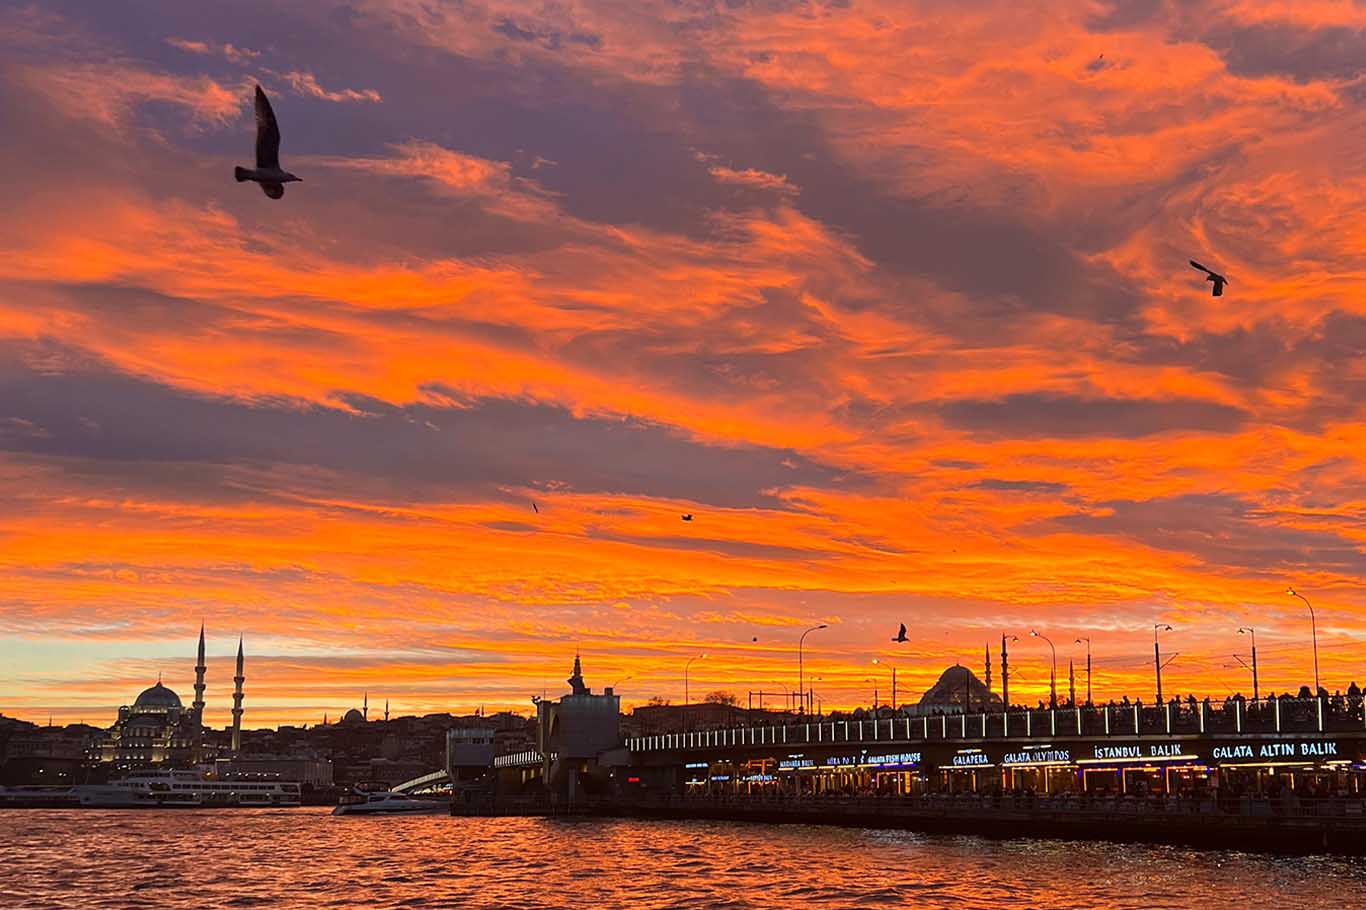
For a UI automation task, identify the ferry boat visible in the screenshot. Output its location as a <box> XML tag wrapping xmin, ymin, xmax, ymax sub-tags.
<box><xmin>332</xmin><ymin>790</ymin><xmax>448</xmax><ymax>816</ymax></box>
<box><xmin>75</xmin><ymin>770</ymin><xmax>302</xmax><ymax>808</ymax></box>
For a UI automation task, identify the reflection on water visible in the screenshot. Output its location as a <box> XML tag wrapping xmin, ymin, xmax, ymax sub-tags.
<box><xmin>3</xmin><ymin>809</ymin><xmax>1366</xmax><ymax>910</ymax></box>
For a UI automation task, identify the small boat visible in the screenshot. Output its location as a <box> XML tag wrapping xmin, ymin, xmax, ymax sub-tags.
<box><xmin>332</xmin><ymin>790</ymin><xmax>447</xmax><ymax>816</ymax></box>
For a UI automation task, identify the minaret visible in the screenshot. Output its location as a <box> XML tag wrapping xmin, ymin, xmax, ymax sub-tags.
<box><xmin>192</xmin><ymin>623</ymin><xmax>207</xmax><ymax>723</ymax></box>
<box><xmin>191</xmin><ymin>624</ymin><xmax>208</xmax><ymax>762</ymax></box>
<box><xmin>384</xmin><ymin>699</ymin><xmax>389</xmax><ymax>723</ymax></box>
<box><xmin>230</xmin><ymin>635</ymin><xmax>245</xmax><ymax>753</ymax></box>
<box><xmin>363</xmin><ymin>691</ymin><xmax>368</xmax><ymax>721</ymax></box>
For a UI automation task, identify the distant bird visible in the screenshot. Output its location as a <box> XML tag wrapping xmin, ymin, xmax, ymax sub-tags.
<box><xmin>681</xmin><ymin>514</ymin><xmax>693</xmax><ymax>522</ymax></box>
<box><xmin>752</xmin><ymin>636</ymin><xmax>758</xmax><ymax>642</ymax></box>
<box><xmin>235</xmin><ymin>85</ymin><xmax>302</xmax><ymax>199</ymax></box>
<box><xmin>532</xmin><ymin>501</ymin><xmax>539</xmax><ymax>514</ymax></box>
<box><xmin>892</xmin><ymin>623</ymin><xmax>908</xmax><ymax>643</ymax></box>
<box><xmin>1189</xmin><ymin>260</ymin><xmax>1227</xmax><ymax>297</ymax></box>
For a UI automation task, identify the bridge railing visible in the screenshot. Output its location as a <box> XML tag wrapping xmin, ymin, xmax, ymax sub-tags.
<box><xmin>625</xmin><ymin>697</ymin><xmax>1366</xmax><ymax>753</ymax></box>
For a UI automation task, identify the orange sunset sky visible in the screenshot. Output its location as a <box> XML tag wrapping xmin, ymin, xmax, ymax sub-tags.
<box><xmin>1</xmin><ymin>0</ymin><xmax>1363</xmax><ymax>729</ymax></box>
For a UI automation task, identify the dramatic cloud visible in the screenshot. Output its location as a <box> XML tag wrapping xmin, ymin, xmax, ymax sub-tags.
<box><xmin>0</xmin><ymin>0</ymin><xmax>1363</xmax><ymax>726</ymax></box>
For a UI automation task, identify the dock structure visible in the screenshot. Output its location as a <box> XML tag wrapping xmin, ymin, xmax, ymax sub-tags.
<box><xmin>475</xmin><ymin>694</ymin><xmax>1366</xmax><ymax>852</ymax></box>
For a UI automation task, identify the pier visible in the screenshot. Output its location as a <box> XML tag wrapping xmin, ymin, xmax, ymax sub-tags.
<box><xmin>469</xmin><ymin>686</ymin><xmax>1366</xmax><ymax>853</ymax></box>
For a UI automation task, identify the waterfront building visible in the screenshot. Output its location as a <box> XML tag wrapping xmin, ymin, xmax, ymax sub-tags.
<box><xmin>92</xmin><ymin>628</ymin><xmax>244</xmax><ymax>768</ymax></box>
<box><xmin>214</xmin><ymin>756</ymin><xmax>334</xmax><ymax>787</ymax></box>
<box><xmin>94</xmin><ymin>680</ymin><xmax>201</xmax><ymax>768</ymax></box>
<box><xmin>536</xmin><ymin>656</ymin><xmax>623</xmax><ymax>800</ymax></box>
<box><xmin>617</xmin><ymin>695</ymin><xmax>1366</xmax><ymax>802</ymax></box>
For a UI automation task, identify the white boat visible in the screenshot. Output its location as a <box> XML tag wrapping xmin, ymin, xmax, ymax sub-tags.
<box><xmin>75</xmin><ymin>770</ymin><xmax>301</xmax><ymax>808</ymax></box>
<box><xmin>332</xmin><ymin>790</ymin><xmax>447</xmax><ymax>816</ymax></box>
<box><xmin>76</xmin><ymin>782</ymin><xmax>200</xmax><ymax>808</ymax></box>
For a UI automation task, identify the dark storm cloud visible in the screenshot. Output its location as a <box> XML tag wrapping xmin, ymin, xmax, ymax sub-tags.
<box><xmin>0</xmin><ymin>344</ymin><xmax>849</xmax><ymax>509</ymax></box>
<box><xmin>939</xmin><ymin>393</ymin><xmax>1248</xmax><ymax>438</ymax></box>
<box><xmin>1050</xmin><ymin>493</ymin><xmax>1366</xmax><ymax>575</ymax></box>
<box><xmin>1209</xmin><ymin>24</ymin><xmax>1366</xmax><ymax>83</ymax></box>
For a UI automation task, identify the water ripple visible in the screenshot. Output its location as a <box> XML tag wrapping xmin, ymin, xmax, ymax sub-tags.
<box><xmin>3</xmin><ymin>810</ymin><xmax>1366</xmax><ymax>909</ymax></box>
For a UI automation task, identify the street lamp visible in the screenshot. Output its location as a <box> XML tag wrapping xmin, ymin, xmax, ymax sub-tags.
<box><xmin>872</xmin><ymin>658</ymin><xmax>898</xmax><ymax>710</ymax></box>
<box><xmin>1002</xmin><ymin>635</ymin><xmax>1019</xmax><ymax>709</ymax></box>
<box><xmin>798</xmin><ymin>624</ymin><xmax>827</xmax><ymax>717</ymax></box>
<box><xmin>1074</xmin><ymin>637</ymin><xmax>1092</xmax><ymax>705</ymax></box>
<box><xmin>1237</xmin><ymin>627</ymin><xmax>1259</xmax><ymax>702</ymax></box>
<box><xmin>1287</xmin><ymin>587</ymin><xmax>1321</xmax><ymax>696</ymax></box>
<box><xmin>1154</xmin><ymin>624</ymin><xmax>1173</xmax><ymax>704</ymax></box>
<box><xmin>1029</xmin><ymin>630</ymin><xmax>1057</xmax><ymax>707</ymax></box>
<box><xmin>684</xmin><ymin>653</ymin><xmax>707</xmax><ymax>706</ymax></box>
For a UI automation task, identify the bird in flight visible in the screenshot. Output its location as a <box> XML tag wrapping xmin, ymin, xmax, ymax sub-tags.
<box><xmin>681</xmin><ymin>514</ymin><xmax>693</xmax><ymax>522</ymax></box>
<box><xmin>235</xmin><ymin>85</ymin><xmax>302</xmax><ymax>199</ymax></box>
<box><xmin>532</xmin><ymin>501</ymin><xmax>539</xmax><ymax>514</ymax></box>
<box><xmin>1189</xmin><ymin>260</ymin><xmax>1227</xmax><ymax>297</ymax></box>
<box><xmin>892</xmin><ymin>623</ymin><xmax>908</xmax><ymax>643</ymax></box>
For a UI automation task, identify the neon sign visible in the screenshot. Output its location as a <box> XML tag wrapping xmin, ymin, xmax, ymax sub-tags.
<box><xmin>1213</xmin><ymin>741</ymin><xmax>1340</xmax><ymax>761</ymax></box>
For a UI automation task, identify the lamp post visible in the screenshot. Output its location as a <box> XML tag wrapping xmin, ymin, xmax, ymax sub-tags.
<box><xmin>872</xmin><ymin>658</ymin><xmax>898</xmax><ymax>711</ymax></box>
<box><xmin>1154</xmin><ymin>624</ymin><xmax>1173</xmax><ymax>704</ymax></box>
<box><xmin>1287</xmin><ymin>587</ymin><xmax>1321</xmax><ymax>695</ymax></box>
<box><xmin>1002</xmin><ymin>635</ymin><xmax>1018</xmax><ymax>710</ymax></box>
<box><xmin>1237</xmin><ymin>627</ymin><xmax>1259</xmax><ymax>702</ymax></box>
<box><xmin>1074</xmin><ymin>637</ymin><xmax>1092</xmax><ymax>705</ymax></box>
<box><xmin>798</xmin><ymin>624</ymin><xmax>827</xmax><ymax>717</ymax></box>
<box><xmin>684</xmin><ymin>653</ymin><xmax>707</xmax><ymax>706</ymax></box>
<box><xmin>1030</xmin><ymin>630</ymin><xmax>1057</xmax><ymax>707</ymax></box>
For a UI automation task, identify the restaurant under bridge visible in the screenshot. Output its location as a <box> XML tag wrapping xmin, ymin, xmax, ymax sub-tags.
<box><xmin>619</xmin><ymin>697</ymin><xmax>1366</xmax><ymax>802</ymax></box>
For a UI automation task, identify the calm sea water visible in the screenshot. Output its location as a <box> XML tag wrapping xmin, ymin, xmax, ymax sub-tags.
<box><xmin>4</xmin><ymin>808</ymin><xmax>1366</xmax><ymax>910</ymax></box>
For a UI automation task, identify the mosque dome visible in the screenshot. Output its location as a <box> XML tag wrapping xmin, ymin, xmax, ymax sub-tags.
<box><xmin>134</xmin><ymin>681</ymin><xmax>182</xmax><ymax>709</ymax></box>
<box><xmin>341</xmin><ymin>708</ymin><xmax>366</xmax><ymax>725</ymax></box>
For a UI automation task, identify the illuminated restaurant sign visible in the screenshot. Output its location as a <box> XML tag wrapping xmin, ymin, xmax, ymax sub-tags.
<box><xmin>1212</xmin><ymin>741</ymin><xmax>1340</xmax><ymax>761</ymax></box>
<box><xmin>951</xmin><ymin>750</ymin><xmax>991</xmax><ymax>767</ymax></box>
<box><xmin>778</xmin><ymin>758</ymin><xmax>814</xmax><ymax>770</ymax></box>
<box><xmin>1003</xmin><ymin>747</ymin><xmax>1071</xmax><ymax>766</ymax></box>
<box><xmin>864</xmin><ymin>752</ymin><xmax>922</xmax><ymax>767</ymax></box>
<box><xmin>1089</xmin><ymin>742</ymin><xmax>1190</xmax><ymax>761</ymax></box>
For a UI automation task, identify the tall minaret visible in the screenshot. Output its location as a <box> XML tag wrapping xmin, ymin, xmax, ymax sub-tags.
<box><xmin>192</xmin><ymin>623</ymin><xmax>207</xmax><ymax>723</ymax></box>
<box><xmin>363</xmin><ymin>691</ymin><xmax>368</xmax><ymax>721</ymax></box>
<box><xmin>191</xmin><ymin>624</ymin><xmax>208</xmax><ymax>763</ymax></box>
<box><xmin>230</xmin><ymin>635</ymin><xmax>245</xmax><ymax>753</ymax></box>
<box><xmin>384</xmin><ymin>699</ymin><xmax>389</xmax><ymax>723</ymax></box>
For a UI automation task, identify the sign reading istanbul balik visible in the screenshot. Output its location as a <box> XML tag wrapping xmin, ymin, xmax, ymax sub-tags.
<box><xmin>1089</xmin><ymin>742</ymin><xmax>1190</xmax><ymax>761</ymax></box>
<box><xmin>1211</xmin><ymin>741</ymin><xmax>1340</xmax><ymax>761</ymax></box>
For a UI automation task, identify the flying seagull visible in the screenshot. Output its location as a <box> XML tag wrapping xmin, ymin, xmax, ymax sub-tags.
<box><xmin>234</xmin><ymin>85</ymin><xmax>302</xmax><ymax>199</ymax></box>
<box><xmin>532</xmin><ymin>501</ymin><xmax>539</xmax><ymax>514</ymax></box>
<box><xmin>1189</xmin><ymin>260</ymin><xmax>1227</xmax><ymax>297</ymax></box>
<box><xmin>681</xmin><ymin>513</ymin><xmax>693</xmax><ymax>522</ymax></box>
<box><xmin>892</xmin><ymin>623</ymin><xmax>908</xmax><ymax>643</ymax></box>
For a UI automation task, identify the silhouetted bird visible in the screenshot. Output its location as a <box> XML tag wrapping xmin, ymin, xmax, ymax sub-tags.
<box><xmin>532</xmin><ymin>501</ymin><xmax>539</xmax><ymax>514</ymax></box>
<box><xmin>1189</xmin><ymin>260</ymin><xmax>1227</xmax><ymax>297</ymax></box>
<box><xmin>892</xmin><ymin>623</ymin><xmax>908</xmax><ymax>643</ymax></box>
<box><xmin>681</xmin><ymin>514</ymin><xmax>693</xmax><ymax>522</ymax></box>
<box><xmin>235</xmin><ymin>85</ymin><xmax>302</xmax><ymax>199</ymax></box>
